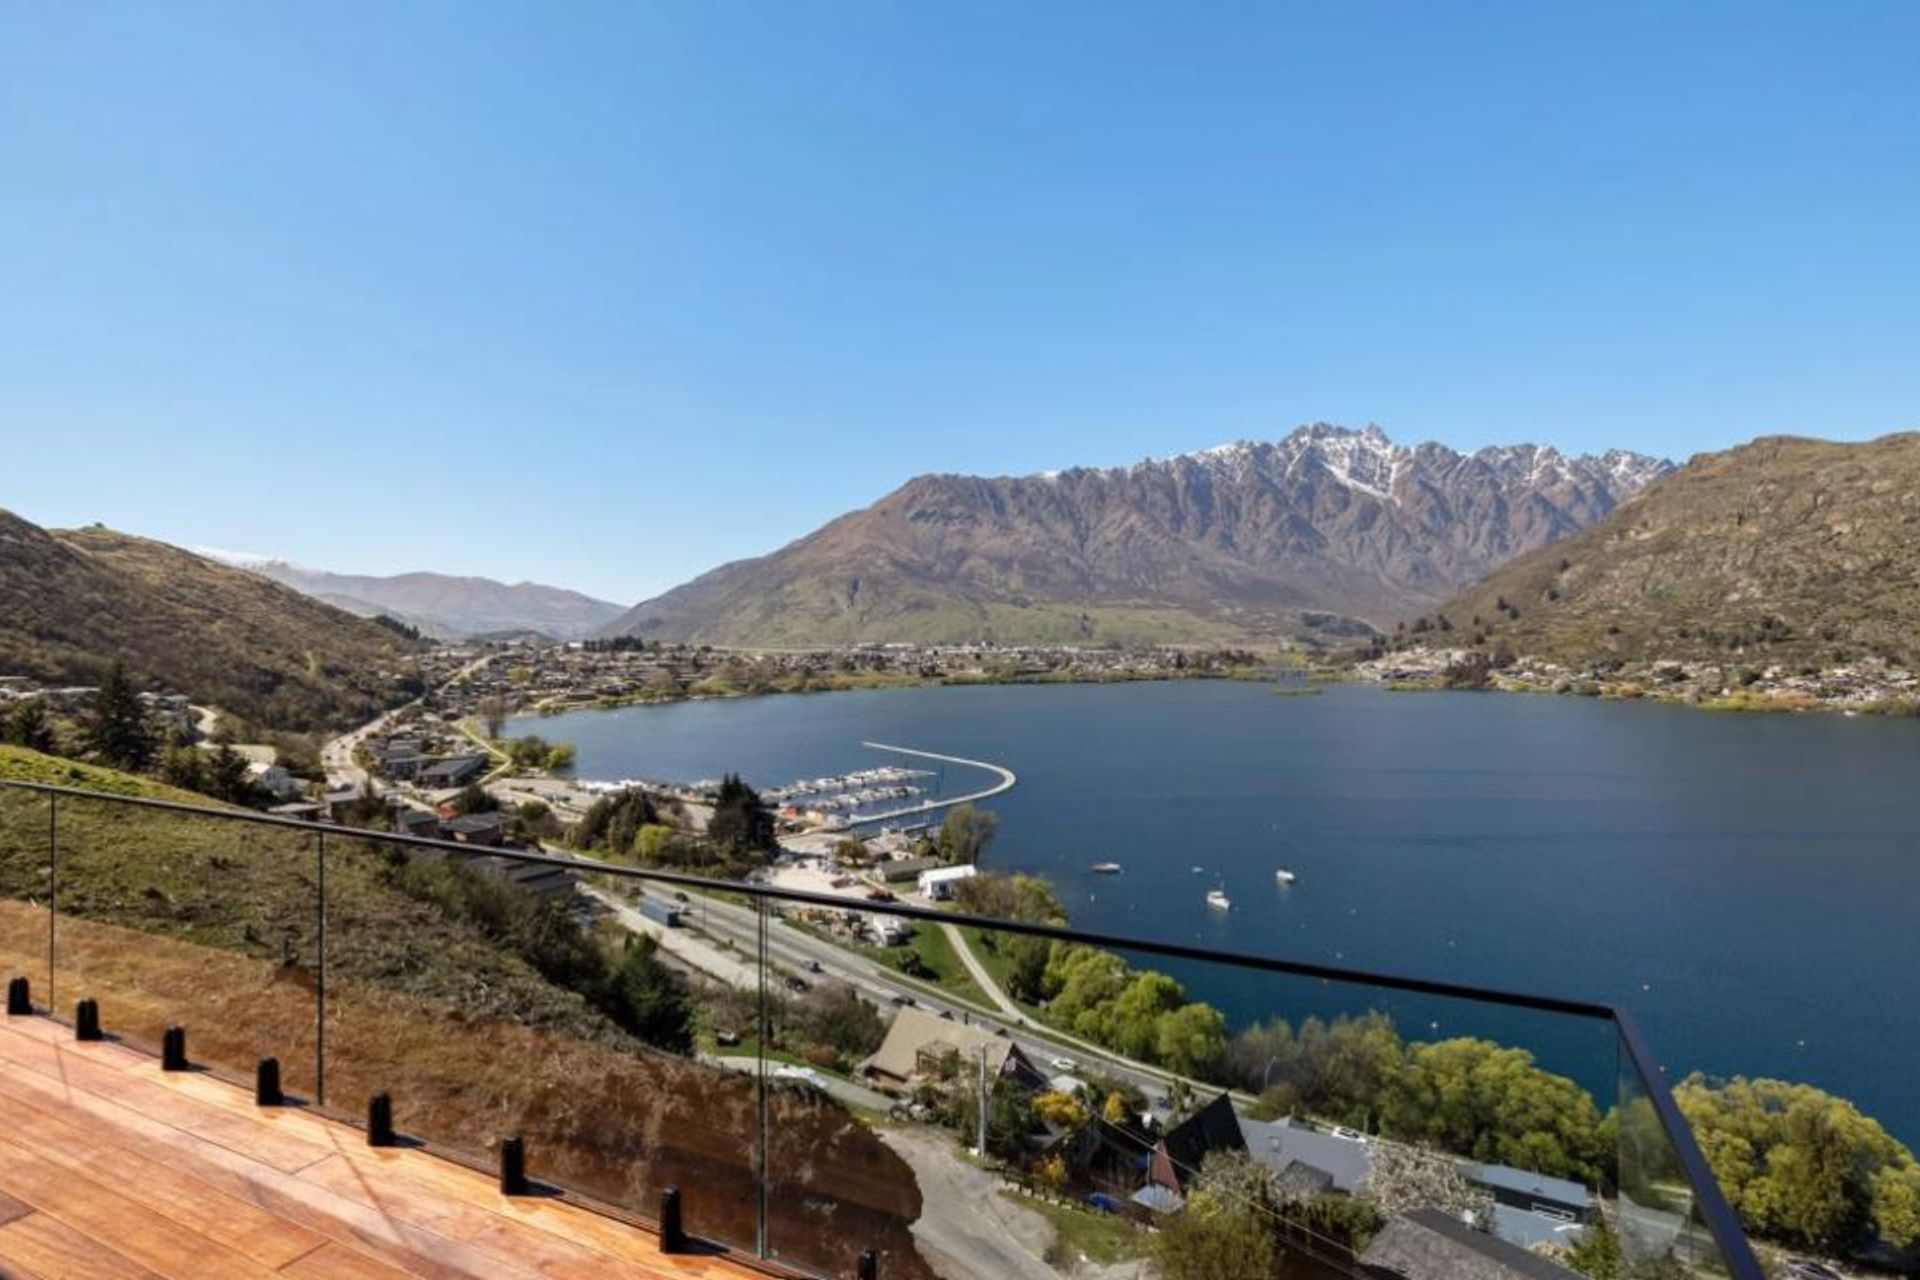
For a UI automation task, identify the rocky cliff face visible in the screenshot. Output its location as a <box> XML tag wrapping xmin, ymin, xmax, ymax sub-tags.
<box><xmin>605</xmin><ymin>424</ymin><xmax>1671</xmax><ymax>647</ymax></box>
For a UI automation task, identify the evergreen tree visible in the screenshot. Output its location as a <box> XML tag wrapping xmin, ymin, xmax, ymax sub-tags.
<box><xmin>3</xmin><ymin>699</ymin><xmax>57</xmax><ymax>754</ymax></box>
<box><xmin>86</xmin><ymin>664</ymin><xmax>157</xmax><ymax>771</ymax></box>
<box><xmin>707</xmin><ymin>773</ymin><xmax>773</xmax><ymax>854</ymax></box>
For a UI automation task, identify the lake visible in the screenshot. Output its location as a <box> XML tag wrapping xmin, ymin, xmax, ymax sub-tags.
<box><xmin>513</xmin><ymin>681</ymin><xmax>1920</xmax><ymax>1145</ymax></box>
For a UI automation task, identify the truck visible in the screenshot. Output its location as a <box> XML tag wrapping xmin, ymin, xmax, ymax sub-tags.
<box><xmin>638</xmin><ymin>896</ymin><xmax>684</xmax><ymax>928</ymax></box>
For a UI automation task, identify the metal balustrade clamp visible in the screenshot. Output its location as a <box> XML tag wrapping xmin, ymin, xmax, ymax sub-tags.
<box><xmin>74</xmin><ymin>997</ymin><xmax>101</xmax><ymax>1041</ymax></box>
<box><xmin>161</xmin><ymin>1025</ymin><xmax>188</xmax><ymax>1071</ymax></box>
<box><xmin>255</xmin><ymin>1057</ymin><xmax>283</xmax><ymax>1107</ymax></box>
<box><xmin>367</xmin><ymin>1092</ymin><xmax>396</xmax><ymax>1147</ymax></box>
<box><xmin>659</xmin><ymin>1187</ymin><xmax>686</xmax><ymax>1253</ymax></box>
<box><xmin>4</xmin><ymin>976</ymin><xmax>28</xmax><ymax>1016</ymax></box>
<box><xmin>499</xmin><ymin>1135</ymin><xmax>529</xmax><ymax>1195</ymax></box>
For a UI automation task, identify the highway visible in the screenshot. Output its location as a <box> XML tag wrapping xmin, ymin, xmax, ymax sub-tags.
<box><xmin>603</xmin><ymin>871</ymin><xmax>1233</xmax><ymax>1115</ymax></box>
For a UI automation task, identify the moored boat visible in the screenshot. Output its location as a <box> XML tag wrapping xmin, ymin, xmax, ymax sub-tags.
<box><xmin>1206</xmin><ymin>888</ymin><xmax>1231</xmax><ymax>910</ymax></box>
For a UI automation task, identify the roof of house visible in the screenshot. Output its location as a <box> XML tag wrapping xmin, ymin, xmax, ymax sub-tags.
<box><xmin>420</xmin><ymin>754</ymin><xmax>488</xmax><ymax>781</ymax></box>
<box><xmin>1486</xmin><ymin>1204</ymin><xmax>1588</xmax><ymax>1252</ymax></box>
<box><xmin>1463</xmin><ymin>1163</ymin><xmax>1592</xmax><ymax>1211</ymax></box>
<box><xmin>861</xmin><ymin>1005</ymin><xmax>1023</xmax><ymax>1081</ymax></box>
<box><xmin>1242</xmin><ymin>1117</ymin><xmax>1374</xmax><ymax>1192</ymax></box>
<box><xmin>1275</xmin><ymin>1159</ymin><xmax>1336</xmax><ymax>1202</ymax></box>
<box><xmin>1360</xmin><ymin>1208</ymin><xmax>1586</xmax><ymax>1280</ymax></box>
<box><xmin>443</xmin><ymin>811</ymin><xmax>506</xmax><ymax>834</ymax></box>
<box><xmin>1157</xmin><ymin>1093</ymin><xmax>1246</xmax><ymax>1189</ymax></box>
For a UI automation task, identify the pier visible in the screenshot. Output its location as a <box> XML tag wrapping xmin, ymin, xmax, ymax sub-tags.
<box><xmin>844</xmin><ymin>741</ymin><xmax>1017</xmax><ymax>826</ymax></box>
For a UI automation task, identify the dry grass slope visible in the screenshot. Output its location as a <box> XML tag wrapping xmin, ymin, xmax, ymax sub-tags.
<box><xmin>0</xmin><ymin>510</ymin><xmax>423</xmax><ymax>732</ymax></box>
<box><xmin>1439</xmin><ymin>434</ymin><xmax>1920</xmax><ymax>670</ymax></box>
<box><xmin>0</xmin><ymin>749</ymin><xmax>932</xmax><ymax>1278</ymax></box>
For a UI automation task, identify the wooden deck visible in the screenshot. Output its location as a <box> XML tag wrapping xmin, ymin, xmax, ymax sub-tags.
<box><xmin>0</xmin><ymin>1014</ymin><xmax>766</xmax><ymax>1280</ymax></box>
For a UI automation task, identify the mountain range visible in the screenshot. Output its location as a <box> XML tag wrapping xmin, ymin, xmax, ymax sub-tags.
<box><xmin>602</xmin><ymin>424</ymin><xmax>1672</xmax><ymax>647</ymax></box>
<box><xmin>1439</xmin><ymin>432</ymin><xmax>1920</xmax><ymax>670</ymax></box>
<box><xmin>237</xmin><ymin>561</ymin><xmax>625</xmax><ymax>641</ymax></box>
<box><xmin>0</xmin><ymin>511</ymin><xmax>423</xmax><ymax>731</ymax></box>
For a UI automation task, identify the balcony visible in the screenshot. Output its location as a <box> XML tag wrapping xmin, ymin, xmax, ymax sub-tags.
<box><xmin>0</xmin><ymin>780</ymin><xmax>1761</xmax><ymax>1280</ymax></box>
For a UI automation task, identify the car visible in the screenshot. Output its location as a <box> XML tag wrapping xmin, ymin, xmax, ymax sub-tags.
<box><xmin>888</xmin><ymin>994</ymin><xmax>911</xmax><ymax>1006</ymax></box>
<box><xmin>1086</xmin><ymin>1193</ymin><xmax>1122</xmax><ymax>1214</ymax></box>
<box><xmin>806</xmin><ymin>959</ymin><xmax>824</xmax><ymax>974</ymax></box>
<box><xmin>673</xmin><ymin>891</ymin><xmax>689</xmax><ymax>902</ymax></box>
<box><xmin>785</xmin><ymin>976</ymin><xmax>811</xmax><ymax>993</ymax></box>
<box><xmin>1049</xmin><ymin>1056</ymin><xmax>1077</xmax><ymax>1072</ymax></box>
<box><xmin>1329</xmin><ymin>1126</ymin><xmax>1371</xmax><ymax>1143</ymax></box>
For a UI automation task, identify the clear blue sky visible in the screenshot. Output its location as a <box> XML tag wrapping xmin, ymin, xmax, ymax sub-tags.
<box><xmin>4</xmin><ymin>3</ymin><xmax>1917</xmax><ymax>604</ymax></box>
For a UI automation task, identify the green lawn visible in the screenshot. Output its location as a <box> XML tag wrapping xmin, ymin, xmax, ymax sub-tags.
<box><xmin>1002</xmin><ymin>1189</ymin><xmax>1147</xmax><ymax>1266</ymax></box>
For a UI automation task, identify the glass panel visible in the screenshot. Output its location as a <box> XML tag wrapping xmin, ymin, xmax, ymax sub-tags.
<box><xmin>1616</xmin><ymin>1031</ymin><xmax>1733</xmax><ymax>1276</ymax></box>
<box><xmin>764</xmin><ymin>885</ymin><xmax>1637</xmax><ymax>1280</ymax></box>
<box><xmin>321</xmin><ymin>823</ymin><xmax>764</xmax><ymax>1254</ymax></box>
<box><xmin>0</xmin><ymin>787</ymin><xmax>53</xmax><ymax>1008</ymax></box>
<box><xmin>50</xmin><ymin>793</ymin><xmax>320</xmax><ymax>1088</ymax></box>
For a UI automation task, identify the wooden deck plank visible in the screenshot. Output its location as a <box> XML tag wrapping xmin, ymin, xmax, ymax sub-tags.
<box><xmin>0</xmin><ymin>1030</ymin><xmax>334</xmax><ymax>1175</ymax></box>
<box><xmin>0</xmin><ymin>1138</ymin><xmax>281</xmax><ymax>1280</ymax></box>
<box><xmin>276</xmin><ymin>1242</ymin><xmax>421</xmax><ymax>1280</ymax></box>
<box><xmin>0</xmin><ymin>1212</ymin><xmax>160</xmax><ymax>1280</ymax></box>
<box><xmin>0</xmin><ymin>1189</ymin><xmax>30</xmax><ymax>1227</ymax></box>
<box><xmin>298</xmin><ymin>1154</ymin><xmax>698</xmax><ymax>1280</ymax></box>
<box><xmin>0</xmin><ymin>1092</ymin><xmax>325</xmax><ymax>1269</ymax></box>
<box><xmin>0</xmin><ymin>1053</ymin><xmax>530</xmax><ymax>1280</ymax></box>
<box><xmin>0</xmin><ymin>1020</ymin><xmax>765</xmax><ymax>1280</ymax></box>
<box><xmin>0</xmin><ymin>1015</ymin><xmax>151</xmax><ymax>1070</ymax></box>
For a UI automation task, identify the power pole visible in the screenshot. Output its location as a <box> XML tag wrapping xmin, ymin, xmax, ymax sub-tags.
<box><xmin>975</xmin><ymin>1044</ymin><xmax>989</xmax><ymax>1159</ymax></box>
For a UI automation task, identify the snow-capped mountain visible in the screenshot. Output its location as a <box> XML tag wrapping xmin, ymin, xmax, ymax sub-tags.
<box><xmin>603</xmin><ymin>424</ymin><xmax>1673</xmax><ymax>646</ymax></box>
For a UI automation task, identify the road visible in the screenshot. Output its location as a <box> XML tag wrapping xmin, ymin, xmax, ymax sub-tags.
<box><xmin>320</xmin><ymin>653</ymin><xmax>495</xmax><ymax>791</ymax></box>
<box><xmin>627</xmin><ymin>879</ymin><xmax>1240</xmax><ymax>1113</ymax></box>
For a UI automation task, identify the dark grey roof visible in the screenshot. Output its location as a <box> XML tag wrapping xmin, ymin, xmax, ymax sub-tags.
<box><xmin>1361</xmin><ymin>1208</ymin><xmax>1585</xmax><ymax>1280</ymax></box>
<box><xmin>1159</xmin><ymin>1094</ymin><xmax>1245</xmax><ymax>1190</ymax></box>
<box><xmin>1242</xmin><ymin>1117</ymin><xmax>1374</xmax><ymax>1192</ymax></box>
<box><xmin>443</xmin><ymin>812</ymin><xmax>506</xmax><ymax>834</ymax></box>
<box><xmin>1275</xmin><ymin>1159</ymin><xmax>1336</xmax><ymax>1202</ymax></box>
<box><xmin>1463</xmin><ymin>1163</ymin><xmax>1592</xmax><ymax>1212</ymax></box>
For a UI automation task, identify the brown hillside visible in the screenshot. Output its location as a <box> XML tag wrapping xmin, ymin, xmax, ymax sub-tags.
<box><xmin>1437</xmin><ymin>433</ymin><xmax>1920</xmax><ymax>669</ymax></box>
<box><xmin>0</xmin><ymin>510</ymin><xmax>423</xmax><ymax>731</ymax></box>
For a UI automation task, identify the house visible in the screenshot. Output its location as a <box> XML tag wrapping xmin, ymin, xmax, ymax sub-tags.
<box><xmin>374</xmin><ymin>739</ymin><xmax>427</xmax><ymax>781</ymax></box>
<box><xmin>1145</xmin><ymin>1093</ymin><xmax>1246</xmax><ymax>1195</ymax></box>
<box><xmin>1242</xmin><ymin>1116</ymin><xmax>1374</xmax><ymax>1193</ymax></box>
<box><xmin>323</xmin><ymin>787</ymin><xmax>362</xmax><ymax>822</ymax></box>
<box><xmin>1462</xmin><ymin>1164</ymin><xmax>1593</xmax><ymax>1250</ymax></box>
<box><xmin>473</xmin><ymin>854</ymin><xmax>580</xmax><ymax>898</ymax></box>
<box><xmin>419</xmin><ymin>754</ymin><xmax>488</xmax><ymax>789</ymax></box>
<box><xmin>246</xmin><ymin>761</ymin><xmax>304</xmax><ymax>801</ymax></box>
<box><xmin>918</xmin><ymin>864</ymin><xmax>978</xmax><ymax>900</ymax></box>
<box><xmin>859</xmin><ymin>1005</ymin><xmax>1043</xmax><ymax>1093</ymax></box>
<box><xmin>1359</xmin><ymin>1207</ymin><xmax>1586</xmax><ymax>1280</ymax></box>
<box><xmin>877</xmin><ymin>855</ymin><xmax>944</xmax><ymax>884</ymax></box>
<box><xmin>442</xmin><ymin>812</ymin><xmax>506</xmax><ymax>846</ymax></box>
<box><xmin>392</xmin><ymin>808</ymin><xmax>442</xmax><ymax>840</ymax></box>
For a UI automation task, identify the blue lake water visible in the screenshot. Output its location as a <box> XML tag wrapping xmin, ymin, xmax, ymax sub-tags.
<box><xmin>514</xmin><ymin>681</ymin><xmax>1919</xmax><ymax>1144</ymax></box>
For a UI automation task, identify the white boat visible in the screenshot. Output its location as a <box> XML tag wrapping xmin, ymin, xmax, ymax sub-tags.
<box><xmin>1275</xmin><ymin>868</ymin><xmax>1297</xmax><ymax>885</ymax></box>
<box><xmin>1091</xmin><ymin>862</ymin><xmax>1123</xmax><ymax>874</ymax></box>
<box><xmin>1206</xmin><ymin>889</ymin><xmax>1231</xmax><ymax>911</ymax></box>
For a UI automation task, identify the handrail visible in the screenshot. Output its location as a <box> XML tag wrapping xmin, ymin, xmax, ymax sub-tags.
<box><xmin>0</xmin><ymin>776</ymin><xmax>1765</xmax><ymax>1280</ymax></box>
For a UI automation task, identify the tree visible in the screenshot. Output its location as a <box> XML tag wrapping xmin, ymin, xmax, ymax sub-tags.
<box><xmin>1381</xmin><ymin>1038</ymin><xmax>1606</xmax><ymax>1182</ymax></box>
<box><xmin>1155</xmin><ymin>1003</ymin><xmax>1229</xmax><ymax>1078</ymax></box>
<box><xmin>608</xmin><ymin>936</ymin><xmax>694</xmax><ymax>1054</ymax></box>
<box><xmin>453</xmin><ymin>782</ymin><xmax>499</xmax><ymax>815</ymax></box>
<box><xmin>1565</xmin><ymin>1216</ymin><xmax>1624</xmax><ymax>1280</ymax></box>
<box><xmin>477</xmin><ymin>695</ymin><xmax>509</xmax><ymax>740</ymax></box>
<box><xmin>86</xmin><ymin>663</ymin><xmax>156</xmax><ymax>771</ymax></box>
<box><xmin>939</xmin><ymin>803</ymin><xmax>1000</xmax><ymax>865</ymax></box>
<box><xmin>3</xmin><ymin>699</ymin><xmax>57</xmax><ymax>753</ymax></box>
<box><xmin>1148</xmin><ymin>1152</ymin><xmax>1286</xmax><ymax>1280</ymax></box>
<box><xmin>707</xmin><ymin>774</ymin><xmax>773</xmax><ymax>855</ymax></box>
<box><xmin>1676</xmin><ymin>1075</ymin><xmax>1920</xmax><ymax>1253</ymax></box>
